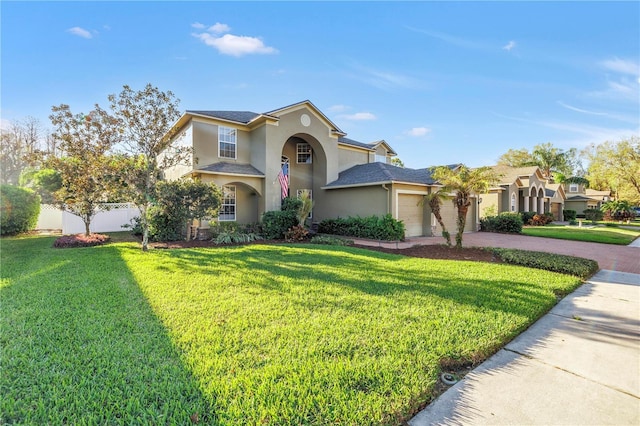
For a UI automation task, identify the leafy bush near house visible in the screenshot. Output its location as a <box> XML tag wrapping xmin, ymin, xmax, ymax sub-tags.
<box><xmin>284</xmin><ymin>225</ymin><xmax>309</xmax><ymax>242</ymax></box>
<box><xmin>480</xmin><ymin>212</ymin><xmax>523</xmax><ymax>234</ymax></box>
<box><xmin>281</xmin><ymin>197</ymin><xmax>303</xmax><ymax>213</ymax></box>
<box><xmin>261</xmin><ymin>210</ymin><xmax>298</xmax><ymax>239</ymax></box>
<box><xmin>492</xmin><ymin>248</ymin><xmax>599</xmax><ymax>281</ymax></box>
<box><xmin>209</xmin><ymin>221</ymin><xmax>263</xmax><ymax>244</ymax></box>
<box><xmin>528</xmin><ymin>213</ymin><xmax>555</xmax><ymax>226</ymax></box>
<box><xmin>584</xmin><ymin>209</ymin><xmax>604</xmax><ymax>223</ymax></box>
<box><xmin>563</xmin><ymin>209</ymin><xmax>577</xmax><ymax>221</ymax></box>
<box><xmin>309</xmin><ymin>235</ymin><xmax>354</xmax><ymax>246</ymax></box>
<box><xmin>318</xmin><ymin>214</ymin><xmax>405</xmax><ymax>241</ymax></box>
<box><xmin>53</xmin><ymin>233</ymin><xmax>110</xmax><ymax>248</ymax></box>
<box><xmin>0</xmin><ymin>185</ymin><xmax>41</xmax><ymax>236</ymax></box>
<box><xmin>520</xmin><ymin>211</ymin><xmax>536</xmax><ymax>225</ymax></box>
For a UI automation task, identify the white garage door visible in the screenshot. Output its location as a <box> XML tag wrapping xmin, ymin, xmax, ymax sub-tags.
<box><xmin>398</xmin><ymin>194</ymin><xmax>424</xmax><ymax>237</ymax></box>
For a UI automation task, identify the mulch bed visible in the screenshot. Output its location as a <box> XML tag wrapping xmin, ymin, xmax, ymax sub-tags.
<box><xmin>149</xmin><ymin>238</ymin><xmax>499</xmax><ymax>263</ymax></box>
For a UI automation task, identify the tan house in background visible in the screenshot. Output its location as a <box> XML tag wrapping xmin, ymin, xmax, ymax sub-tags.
<box><xmin>479</xmin><ymin>165</ymin><xmax>562</xmax><ymax>218</ymax></box>
<box><xmin>564</xmin><ymin>182</ymin><xmax>611</xmax><ymax>216</ymax></box>
<box><xmin>162</xmin><ymin>100</ymin><xmax>479</xmax><ymax>238</ymax></box>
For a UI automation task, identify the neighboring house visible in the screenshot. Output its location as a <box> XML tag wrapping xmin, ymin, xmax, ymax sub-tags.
<box><xmin>564</xmin><ymin>183</ymin><xmax>611</xmax><ymax>216</ymax></box>
<box><xmin>161</xmin><ymin>100</ymin><xmax>479</xmax><ymax>237</ymax></box>
<box><xmin>479</xmin><ymin>165</ymin><xmax>555</xmax><ymax>218</ymax></box>
<box><xmin>545</xmin><ymin>184</ymin><xmax>566</xmax><ymax>221</ymax></box>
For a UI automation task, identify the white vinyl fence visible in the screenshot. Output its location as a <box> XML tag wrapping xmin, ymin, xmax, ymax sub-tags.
<box><xmin>37</xmin><ymin>203</ymin><xmax>139</xmax><ymax>235</ymax></box>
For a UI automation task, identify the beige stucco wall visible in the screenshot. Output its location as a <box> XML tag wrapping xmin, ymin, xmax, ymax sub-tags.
<box><xmin>191</xmin><ymin>119</ymin><xmax>252</xmax><ymax>167</ymax></box>
<box><xmin>338</xmin><ymin>146</ymin><xmax>369</xmax><ymax>172</ymax></box>
<box><xmin>479</xmin><ymin>192</ymin><xmax>500</xmax><ymax>218</ymax></box>
<box><xmin>319</xmin><ymin>186</ymin><xmax>390</xmax><ymax>221</ymax></box>
<box><xmin>262</xmin><ymin>106</ymin><xmax>340</xmax><ymax>214</ymax></box>
<box><xmin>162</xmin><ymin>122</ymin><xmax>194</xmax><ymax>180</ymax></box>
<box><xmin>198</xmin><ymin>174</ymin><xmax>262</xmax><ymax>225</ymax></box>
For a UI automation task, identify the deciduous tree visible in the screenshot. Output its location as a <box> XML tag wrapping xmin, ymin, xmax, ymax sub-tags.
<box><xmin>584</xmin><ymin>137</ymin><xmax>640</xmax><ymax>204</ymax></box>
<box><xmin>47</xmin><ymin>104</ymin><xmax>121</xmax><ymax>235</ymax></box>
<box><xmin>108</xmin><ymin>84</ymin><xmax>187</xmax><ymax>250</ymax></box>
<box><xmin>0</xmin><ymin>117</ymin><xmax>45</xmax><ymax>185</ymax></box>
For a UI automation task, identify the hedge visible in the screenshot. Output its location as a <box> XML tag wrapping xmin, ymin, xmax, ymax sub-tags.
<box><xmin>0</xmin><ymin>185</ymin><xmax>41</xmax><ymax>236</ymax></box>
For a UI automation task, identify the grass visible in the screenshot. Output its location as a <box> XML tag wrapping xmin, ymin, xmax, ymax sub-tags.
<box><xmin>522</xmin><ymin>224</ymin><xmax>640</xmax><ymax>245</ymax></box>
<box><xmin>1</xmin><ymin>236</ymin><xmax>583</xmax><ymax>425</ymax></box>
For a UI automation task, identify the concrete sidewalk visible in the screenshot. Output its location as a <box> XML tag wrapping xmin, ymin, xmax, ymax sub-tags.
<box><xmin>409</xmin><ymin>269</ymin><xmax>640</xmax><ymax>425</ymax></box>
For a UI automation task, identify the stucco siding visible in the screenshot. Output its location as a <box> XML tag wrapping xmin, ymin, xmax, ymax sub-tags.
<box><xmin>319</xmin><ymin>186</ymin><xmax>389</xmax><ymax>222</ymax></box>
<box><xmin>163</xmin><ymin>122</ymin><xmax>194</xmax><ymax>180</ymax></box>
<box><xmin>338</xmin><ymin>147</ymin><xmax>369</xmax><ymax>173</ymax></box>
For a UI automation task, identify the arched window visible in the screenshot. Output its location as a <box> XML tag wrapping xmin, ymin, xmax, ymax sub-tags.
<box><xmin>511</xmin><ymin>193</ymin><xmax>516</xmax><ymax>212</ymax></box>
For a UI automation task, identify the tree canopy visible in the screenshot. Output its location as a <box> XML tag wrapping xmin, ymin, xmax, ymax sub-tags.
<box><xmin>497</xmin><ymin>142</ymin><xmax>579</xmax><ymax>179</ymax></box>
<box><xmin>584</xmin><ymin>137</ymin><xmax>640</xmax><ymax>205</ymax></box>
<box><xmin>108</xmin><ymin>84</ymin><xmax>187</xmax><ymax>250</ymax></box>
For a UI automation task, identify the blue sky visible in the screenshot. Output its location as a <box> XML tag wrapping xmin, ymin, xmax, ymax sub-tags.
<box><xmin>2</xmin><ymin>1</ymin><xmax>639</xmax><ymax>169</ymax></box>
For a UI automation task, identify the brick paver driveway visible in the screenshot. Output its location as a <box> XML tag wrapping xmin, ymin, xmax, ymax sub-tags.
<box><xmin>404</xmin><ymin>233</ymin><xmax>640</xmax><ymax>274</ymax></box>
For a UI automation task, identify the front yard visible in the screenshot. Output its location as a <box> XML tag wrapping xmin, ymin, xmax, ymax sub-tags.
<box><xmin>1</xmin><ymin>236</ymin><xmax>582</xmax><ymax>424</ymax></box>
<box><xmin>522</xmin><ymin>223</ymin><xmax>640</xmax><ymax>245</ymax></box>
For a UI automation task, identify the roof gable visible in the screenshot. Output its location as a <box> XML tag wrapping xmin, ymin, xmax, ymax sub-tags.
<box><xmin>265</xmin><ymin>100</ymin><xmax>346</xmax><ymax>136</ymax></box>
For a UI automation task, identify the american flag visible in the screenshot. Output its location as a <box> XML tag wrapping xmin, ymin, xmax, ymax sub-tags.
<box><xmin>277</xmin><ymin>162</ymin><xmax>289</xmax><ymax>199</ymax></box>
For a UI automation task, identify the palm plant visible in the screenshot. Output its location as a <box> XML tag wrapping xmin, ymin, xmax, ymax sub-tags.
<box><xmin>421</xmin><ymin>191</ymin><xmax>451</xmax><ymax>246</ymax></box>
<box><xmin>431</xmin><ymin>165</ymin><xmax>500</xmax><ymax>248</ymax></box>
<box><xmin>601</xmin><ymin>200</ymin><xmax>634</xmax><ymax>222</ymax></box>
<box><xmin>297</xmin><ymin>190</ymin><xmax>314</xmax><ymax>226</ymax></box>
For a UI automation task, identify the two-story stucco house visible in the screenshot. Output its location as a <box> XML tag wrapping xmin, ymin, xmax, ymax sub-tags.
<box><xmin>564</xmin><ymin>182</ymin><xmax>611</xmax><ymax>216</ymax></box>
<box><xmin>162</xmin><ymin>100</ymin><xmax>479</xmax><ymax>238</ymax></box>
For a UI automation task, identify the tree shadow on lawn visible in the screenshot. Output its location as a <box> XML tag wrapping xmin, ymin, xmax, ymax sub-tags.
<box><xmin>132</xmin><ymin>243</ymin><xmax>564</xmax><ymax>322</ymax></box>
<box><xmin>0</xmin><ymin>240</ymin><xmax>216</xmax><ymax>424</ymax></box>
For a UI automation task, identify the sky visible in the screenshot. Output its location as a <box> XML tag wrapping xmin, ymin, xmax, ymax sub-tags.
<box><xmin>1</xmin><ymin>1</ymin><xmax>639</xmax><ymax>169</ymax></box>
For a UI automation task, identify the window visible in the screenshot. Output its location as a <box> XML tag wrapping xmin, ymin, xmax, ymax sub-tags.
<box><xmin>511</xmin><ymin>193</ymin><xmax>516</xmax><ymax>212</ymax></box>
<box><xmin>219</xmin><ymin>185</ymin><xmax>236</xmax><ymax>221</ymax></box>
<box><xmin>569</xmin><ymin>184</ymin><xmax>578</xmax><ymax>193</ymax></box>
<box><xmin>297</xmin><ymin>143</ymin><xmax>312</xmax><ymax>164</ymax></box>
<box><xmin>296</xmin><ymin>189</ymin><xmax>312</xmax><ymax>219</ymax></box>
<box><xmin>219</xmin><ymin>126</ymin><xmax>237</xmax><ymax>159</ymax></box>
<box><xmin>375</xmin><ymin>154</ymin><xmax>387</xmax><ymax>163</ymax></box>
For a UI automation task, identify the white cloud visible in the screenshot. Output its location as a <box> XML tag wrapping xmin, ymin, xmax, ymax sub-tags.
<box><xmin>67</xmin><ymin>27</ymin><xmax>93</xmax><ymax>39</ymax></box>
<box><xmin>340</xmin><ymin>112</ymin><xmax>377</xmax><ymax>121</ymax></box>
<box><xmin>406</xmin><ymin>127</ymin><xmax>431</xmax><ymax>137</ymax></box>
<box><xmin>192</xmin><ymin>23</ymin><xmax>278</xmax><ymax>57</ymax></box>
<box><xmin>557</xmin><ymin>101</ymin><xmax>608</xmax><ymax>116</ymax></box>
<box><xmin>406</xmin><ymin>26</ymin><xmax>489</xmax><ymax>50</ymax></box>
<box><xmin>503</xmin><ymin>41</ymin><xmax>516</xmax><ymax>52</ymax></box>
<box><xmin>0</xmin><ymin>118</ymin><xmax>11</xmax><ymax>131</ymax></box>
<box><xmin>328</xmin><ymin>104</ymin><xmax>349</xmax><ymax>113</ymax></box>
<box><xmin>191</xmin><ymin>22</ymin><xmax>206</xmax><ymax>29</ymax></box>
<box><xmin>601</xmin><ymin>57</ymin><xmax>639</xmax><ymax>76</ymax></box>
<box><xmin>209</xmin><ymin>23</ymin><xmax>231</xmax><ymax>34</ymax></box>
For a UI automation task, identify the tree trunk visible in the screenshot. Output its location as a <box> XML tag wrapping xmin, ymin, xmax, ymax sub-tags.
<box><xmin>456</xmin><ymin>204</ymin><xmax>469</xmax><ymax>249</ymax></box>
<box><xmin>140</xmin><ymin>204</ymin><xmax>149</xmax><ymax>251</ymax></box>
<box><xmin>84</xmin><ymin>220</ymin><xmax>91</xmax><ymax>237</ymax></box>
<box><xmin>429</xmin><ymin>197</ymin><xmax>451</xmax><ymax>246</ymax></box>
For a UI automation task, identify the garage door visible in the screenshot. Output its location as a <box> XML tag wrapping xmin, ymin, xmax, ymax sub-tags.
<box><xmin>438</xmin><ymin>197</ymin><xmax>476</xmax><ymax>235</ymax></box>
<box><xmin>398</xmin><ymin>194</ymin><xmax>424</xmax><ymax>237</ymax></box>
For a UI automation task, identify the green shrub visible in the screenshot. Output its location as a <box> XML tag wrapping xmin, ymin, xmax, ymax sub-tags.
<box><xmin>520</xmin><ymin>211</ymin><xmax>536</xmax><ymax>225</ymax></box>
<box><xmin>309</xmin><ymin>235</ymin><xmax>354</xmax><ymax>246</ymax></box>
<box><xmin>563</xmin><ymin>209</ymin><xmax>577</xmax><ymax>221</ymax></box>
<box><xmin>0</xmin><ymin>185</ymin><xmax>41</xmax><ymax>236</ymax></box>
<box><xmin>147</xmin><ymin>206</ymin><xmax>184</xmax><ymax>241</ymax></box>
<box><xmin>584</xmin><ymin>209</ymin><xmax>604</xmax><ymax>223</ymax></box>
<box><xmin>281</xmin><ymin>197</ymin><xmax>303</xmax><ymax>212</ymax></box>
<box><xmin>318</xmin><ymin>214</ymin><xmax>405</xmax><ymax>240</ymax></box>
<box><xmin>261</xmin><ymin>210</ymin><xmax>298</xmax><ymax>239</ymax></box>
<box><xmin>492</xmin><ymin>248</ymin><xmax>599</xmax><ymax>281</ymax></box>
<box><xmin>214</xmin><ymin>231</ymin><xmax>262</xmax><ymax>244</ymax></box>
<box><xmin>480</xmin><ymin>212</ymin><xmax>523</xmax><ymax>234</ymax></box>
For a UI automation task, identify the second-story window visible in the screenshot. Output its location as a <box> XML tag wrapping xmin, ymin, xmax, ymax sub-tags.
<box><xmin>297</xmin><ymin>143</ymin><xmax>312</xmax><ymax>164</ymax></box>
<box><xmin>569</xmin><ymin>184</ymin><xmax>578</xmax><ymax>193</ymax></box>
<box><xmin>219</xmin><ymin>126</ymin><xmax>237</xmax><ymax>159</ymax></box>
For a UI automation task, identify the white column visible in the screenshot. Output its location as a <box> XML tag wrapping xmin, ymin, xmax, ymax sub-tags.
<box><xmin>531</xmin><ymin>195</ymin><xmax>537</xmax><ymax>213</ymax></box>
<box><xmin>523</xmin><ymin>196</ymin><xmax>530</xmax><ymax>212</ymax></box>
<box><xmin>539</xmin><ymin>197</ymin><xmax>545</xmax><ymax>214</ymax></box>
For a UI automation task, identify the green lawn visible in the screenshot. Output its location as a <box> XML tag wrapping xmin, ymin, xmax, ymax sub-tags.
<box><xmin>522</xmin><ymin>224</ymin><xmax>640</xmax><ymax>245</ymax></box>
<box><xmin>1</xmin><ymin>236</ymin><xmax>582</xmax><ymax>425</ymax></box>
